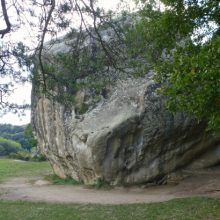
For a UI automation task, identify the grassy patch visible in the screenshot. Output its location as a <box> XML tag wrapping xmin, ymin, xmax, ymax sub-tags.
<box><xmin>0</xmin><ymin>197</ymin><xmax>220</xmax><ymax>220</ymax></box>
<box><xmin>0</xmin><ymin>158</ymin><xmax>52</xmax><ymax>182</ymax></box>
<box><xmin>45</xmin><ymin>174</ymin><xmax>80</xmax><ymax>185</ymax></box>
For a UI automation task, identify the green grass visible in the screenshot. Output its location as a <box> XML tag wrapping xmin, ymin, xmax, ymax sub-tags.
<box><xmin>0</xmin><ymin>197</ymin><xmax>220</xmax><ymax>220</ymax></box>
<box><xmin>0</xmin><ymin>158</ymin><xmax>52</xmax><ymax>182</ymax></box>
<box><xmin>0</xmin><ymin>159</ymin><xmax>220</xmax><ymax>219</ymax></box>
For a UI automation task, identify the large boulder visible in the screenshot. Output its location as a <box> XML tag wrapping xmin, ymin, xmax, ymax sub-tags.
<box><xmin>32</xmin><ymin>75</ymin><xmax>220</xmax><ymax>185</ymax></box>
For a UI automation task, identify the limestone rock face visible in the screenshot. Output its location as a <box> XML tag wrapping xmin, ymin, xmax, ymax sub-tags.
<box><xmin>32</xmin><ymin>75</ymin><xmax>220</xmax><ymax>185</ymax></box>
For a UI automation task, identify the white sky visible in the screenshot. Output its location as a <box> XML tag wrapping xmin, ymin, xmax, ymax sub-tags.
<box><xmin>0</xmin><ymin>0</ymin><xmax>134</xmax><ymax>125</ymax></box>
<box><xmin>0</xmin><ymin>83</ymin><xmax>32</xmax><ymax>125</ymax></box>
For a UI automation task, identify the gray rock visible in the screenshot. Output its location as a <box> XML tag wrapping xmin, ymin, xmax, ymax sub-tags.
<box><xmin>32</xmin><ymin>76</ymin><xmax>220</xmax><ymax>185</ymax></box>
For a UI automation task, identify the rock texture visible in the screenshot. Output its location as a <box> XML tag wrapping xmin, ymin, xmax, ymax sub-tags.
<box><xmin>32</xmin><ymin>75</ymin><xmax>220</xmax><ymax>185</ymax></box>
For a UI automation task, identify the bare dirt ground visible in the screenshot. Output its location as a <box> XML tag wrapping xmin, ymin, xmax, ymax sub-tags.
<box><xmin>1</xmin><ymin>167</ymin><xmax>220</xmax><ymax>204</ymax></box>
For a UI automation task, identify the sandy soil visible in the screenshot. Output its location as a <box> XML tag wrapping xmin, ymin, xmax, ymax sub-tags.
<box><xmin>0</xmin><ymin>168</ymin><xmax>220</xmax><ymax>204</ymax></box>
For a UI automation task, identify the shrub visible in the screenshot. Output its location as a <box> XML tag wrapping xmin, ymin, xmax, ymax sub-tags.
<box><xmin>8</xmin><ymin>150</ymin><xmax>46</xmax><ymax>162</ymax></box>
<box><xmin>0</xmin><ymin>137</ymin><xmax>22</xmax><ymax>156</ymax></box>
<box><xmin>9</xmin><ymin>151</ymin><xmax>31</xmax><ymax>161</ymax></box>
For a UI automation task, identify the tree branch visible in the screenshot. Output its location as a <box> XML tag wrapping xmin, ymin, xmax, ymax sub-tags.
<box><xmin>0</xmin><ymin>0</ymin><xmax>11</xmax><ymax>38</ymax></box>
<box><xmin>38</xmin><ymin>0</ymin><xmax>56</xmax><ymax>92</ymax></box>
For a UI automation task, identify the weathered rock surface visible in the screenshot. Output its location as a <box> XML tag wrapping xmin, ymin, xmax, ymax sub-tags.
<box><xmin>32</xmin><ymin>75</ymin><xmax>220</xmax><ymax>185</ymax></box>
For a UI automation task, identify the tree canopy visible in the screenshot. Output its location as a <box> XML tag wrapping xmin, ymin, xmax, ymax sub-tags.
<box><xmin>0</xmin><ymin>0</ymin><xmax>132</xmax><ymax>113</ymax></box>
<box><xmin>0</xmin><ymin>0</ymin><xmax>220</xmax><ymax>132</ymax></box>
<box><xmin>130</xmin><ymin>0</ymin><xmax>220</xmax><ymax>131</ymax></box>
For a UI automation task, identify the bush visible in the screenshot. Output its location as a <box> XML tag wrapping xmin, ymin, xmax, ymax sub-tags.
<box><xmin>8</xmin><ymin>150</ymin><xmax>46</xmax><ymax>162</ymax></box>
<box><xmin>0</xmin><ymin>137</ymin><xmax>21</xmax><ymax>156</ymax></box>
<box><xmin>30</xmin><ymin>147</ymin><xmax>47</xmax><ymax>161</ymax></box>
<box><xmin>9</xmin><ymin>151</ymin><xmax>31</xmax><ymax>161</ymax></box>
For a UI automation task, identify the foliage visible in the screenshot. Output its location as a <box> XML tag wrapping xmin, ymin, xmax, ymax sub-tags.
<box><xmin>0</xmin><ymin>123</ymin><xmax>42</xmax><ymax>161</ymax></box>
<box><xmin>32</xmin><ymin>15</ymin><xmax>131</xmax><ymax>108</ymax></box>
<box><xmin>0</xmin><ymin>124</ymin><xmax>23</xmax><ymax>134</ymax></box>
<box><xmin>0</xmin><ymin>0</ymin><xmax>132</xmax><ymax>114</ymax></box>
<box><xmin>0</xmin><ymin>136</ymin><xmax>21</xmax><ymax>156</ymax></box>
<box><xmin>130</xmin><ymin>0</ymin><xmax>220</xmax><ymax>131</ymax></box>
<box><xmin>45</xmin><ymin>174</ymin><xmax>80</xmax><ymax>185</ymax></box>
<box><xmin>0</xmin><ymin>159</ymin><xmax>51</xmax><ymax>183</ymax></box>
<box><xmin>0</xmin><ymin>124</ymin><xmax>34</xmax><ymax>151</ymax></box>
<box><xmin>0</xmin><ymin>198</ymin><xmax>220</xmax><ymax>220</ymax></box>
<box><xmin>156</xmin><ymin>37</ymin><xmax>220</xmax><ymax>131</ymax></box>
<box><xmin>8</xmin><ymin>149</ymin><xmax>46</xmax><ymax>162</ymax></box>
<box><xmin>24</xmin><ymin>124</ymin><xmax>37</xmax><ymax>149</ymax></box>
<box><xmin>8</xmin><ymin>151</ymin><xmax>32</xmax><ymax>161</ymax></box>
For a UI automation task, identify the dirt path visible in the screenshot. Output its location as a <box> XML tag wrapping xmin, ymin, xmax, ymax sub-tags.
<box><xmin>1</xmin><ymin>168</ymin><xmax>220</xmax><ymax>204</ymax></box>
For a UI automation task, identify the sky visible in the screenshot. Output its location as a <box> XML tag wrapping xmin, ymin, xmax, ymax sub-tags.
<box><xmin>0</xmin><ymin>83</ymin><xmax>32</xmax><ymax>125</ymax></box>
<box><xmin>0</xmin><ymin>0</ymin><xmax>135</xmax><ymax>125</ymax></box>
